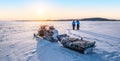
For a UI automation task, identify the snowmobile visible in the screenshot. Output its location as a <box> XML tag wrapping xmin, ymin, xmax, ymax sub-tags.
<box><xmin>57</xmin><ymin>34</ymin><xmax>96</xmax><ymax>54</ymax></box>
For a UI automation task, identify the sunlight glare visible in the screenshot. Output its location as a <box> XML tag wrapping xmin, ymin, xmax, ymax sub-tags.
<box><xmin>37</xmin><ymin>9</ymin><xmax>44</xmax><ymax>15</ymax></box>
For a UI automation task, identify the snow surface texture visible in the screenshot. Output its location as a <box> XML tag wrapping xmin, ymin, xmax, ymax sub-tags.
<box><xmin>0</xmin><ymin>21</ymin><xmax>120</xmax><ymax>61</ymax></box>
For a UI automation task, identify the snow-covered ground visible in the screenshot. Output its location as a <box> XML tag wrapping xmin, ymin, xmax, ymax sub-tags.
<box><xmin>0</xmin><ymin>21</ymin><xmax>120</xmax><ymax>61</ymax></box>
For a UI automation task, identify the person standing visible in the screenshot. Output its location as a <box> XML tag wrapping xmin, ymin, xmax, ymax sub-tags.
<box><xmin>72</xmin><ymin>20</ymin><xmax>76</xmax><ymax>30</ymax></box>
<box><xmin>76</xmin><ymin>20</ymin><xmax>80</xmax><ymax>30</ymax></box>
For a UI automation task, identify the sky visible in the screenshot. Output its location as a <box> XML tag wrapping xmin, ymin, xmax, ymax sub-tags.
<box><xmin>0</xmin><ymin>0</ymin><xmax>120</xmax><ymax>20</ymax></box>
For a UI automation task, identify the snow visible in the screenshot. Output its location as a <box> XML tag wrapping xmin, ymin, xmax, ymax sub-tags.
<box><xmin>0</xmin><ymin>21</ymin><xmax>120</xmax><ymax>61</ymax></box>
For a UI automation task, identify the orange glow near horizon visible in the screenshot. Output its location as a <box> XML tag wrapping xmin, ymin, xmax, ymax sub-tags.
<box><xmin>0</xmin><ymin>0</ymin><xmax>120</xmax><ymax>20</ymax></box>
<box><xmin>0</xmin><ymin>9</ymin><xmax>120</xmax><ymax>20</ymax></box>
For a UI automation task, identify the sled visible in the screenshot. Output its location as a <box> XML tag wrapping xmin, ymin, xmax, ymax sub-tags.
<box><xmin>57</xmin><ymin>34</ymin><xmax>96</xmax><ymax>54</ymax></box>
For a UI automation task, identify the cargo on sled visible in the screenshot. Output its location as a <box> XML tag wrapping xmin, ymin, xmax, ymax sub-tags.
<box><xmin>57</xmin><ymin>34</ymin><xmax>96</xmax><ymax>54</ymax></box>
<box><xmin>36</xmin><ymin>25</ymin><xmax>59</xmax><ymax>42</ymax></box>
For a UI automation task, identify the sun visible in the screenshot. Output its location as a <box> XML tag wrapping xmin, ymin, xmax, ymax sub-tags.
<box><xmin>36</xmin><ymin>9</ymin><xmax>46</xmax><ymax>19</ymax></box>
<box><xmin>37</xmin><ymin>9</ymin><xmax>44</xmax><ymax>15</ymax></box>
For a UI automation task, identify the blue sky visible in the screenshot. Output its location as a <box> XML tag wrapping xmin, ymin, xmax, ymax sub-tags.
<box><xmin>49</xmin><ymin>0</ymin><xmax>120</xmax><ymax>10</ymax></box>
<box><xmin>0</xmin><ymin>0</ymin><xmax>120</xmax><ymax>20</ymax></box>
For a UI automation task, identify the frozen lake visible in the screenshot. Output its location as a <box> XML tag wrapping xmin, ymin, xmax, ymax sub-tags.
<box><xmin>0</xmin><ymin>21</ymin><xmax>120</xmax><ymax>61</ymax></box>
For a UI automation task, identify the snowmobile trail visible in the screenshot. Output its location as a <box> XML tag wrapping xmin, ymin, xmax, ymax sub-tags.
<box><xmin>79</xmin><ymin>30</ymin><xmax>120</xmax><ymax>42</ymax></box>
<box><xmin>76</xmin><ymin>30</ymin><xmax>120</xmax><ymax>48</ymax></box>
<box><xmin>67</xmin><ymin>29</ymin><xmax>82</xmax><ymax>38</ymax></box>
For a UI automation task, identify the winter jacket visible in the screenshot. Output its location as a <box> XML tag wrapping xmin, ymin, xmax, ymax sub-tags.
<box><xmin>72</xmin><ymin>21</ymin><xmax>76</xmax><ymax>25</ymax></box>
<box><xmin>76</xmin><ymin>21</ymin><xmax>80</xmax><ymax>25</ymax></box>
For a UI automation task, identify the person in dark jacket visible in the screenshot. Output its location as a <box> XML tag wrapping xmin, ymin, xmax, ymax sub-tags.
<box><xmin>72</xmin><ymin>20</ymin><xmax>76</xmax><ymax>30</ymax></box>
<box><xmin>76</xmin><ymin>20</ymin><xmax>80</xmax><ymax>30</ymax></box>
